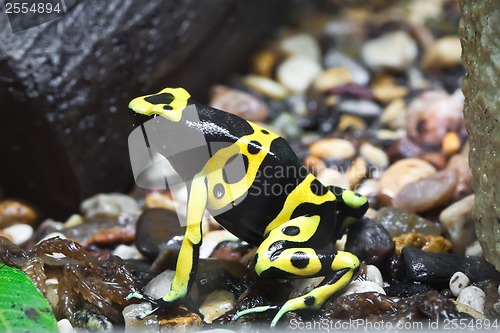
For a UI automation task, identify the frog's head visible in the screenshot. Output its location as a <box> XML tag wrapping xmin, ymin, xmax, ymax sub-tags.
<box><xmin>128</xmin><ymin>87</ymin><xmax>191</xmax><ymax>125</ymax></box>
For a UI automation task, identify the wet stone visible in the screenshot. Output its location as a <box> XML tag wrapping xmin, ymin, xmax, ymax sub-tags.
<box><xmin>392</xmin><ymin>169</ymin><xmax>458</xmax><ymax>213</ymax></box>
<box><xmin>345</xmin><ymin>217</ymin><xmax>395</xmax><ymax>267</ymax></box>
<box><xmin>376</xmin><ymin>207</ymin><xmax>441</xmax><ymax>238</ymax></box>
<box><xmin>158</xmin><ymin>307</ymin><xmax>203</xmax><ymax>332</ymax></box>
<box><xmin>210</xmin><ymin>85</ymin><xmax>269</xmax><ymax>122</ymax></box>
<box><xmin>0</xmin><ymin>199</ymin><xmax>38</xmax><ymax>228</ymax></box>
<box><xmin>402</xmin><ymin>247</ymin><xmax>500</xmax><ymax>289</ymax></box>
<box><xmin>309</xmin><ymin>138</ymin><xmax>356</xmax><ymax>160</ymax></box>
<box><xmin>393</xmin><ymin>232</ymin><xmax>452</xmax><ymax>256</ymax></box>
<box><xmin>379</xmin><ymin>158</ymin><xmax>436</xmax><ymax>198</ymax></box>
<box><xmin>386</xmin><ymin>138</ymin><xmax>422</xmax><ymax>163</ymax></box>
<box><xmin>80</xmin><ymin>193</ymin><xmax>139</xmax><ymax>219</ymax></box>
<box><xmin>277</xmin><ymin>56</ymin><xmax>322</xmax><ymax>93</ymax></box>
<box><xmin>421</xmin><ymin>36</ymin><xmax>462</xmax><ymax>71</ymax></box>
<box><xmin>384</xmin><ymin>282</ymin><xmax>432</xmax><ymax>298</ymax></box>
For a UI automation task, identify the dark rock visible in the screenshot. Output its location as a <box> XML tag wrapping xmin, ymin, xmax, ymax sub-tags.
<box><xmin>345</xmin><ymin>217</ymin><xmax>395</xmax><ymax>267</ymax></box>
<box><xmin>384</xmin><ymin>282</ymin><xmax>432</xmax><ymax>298</ymax></box>
<box><xmin>402</xmin><ymin>247</ymin><xmax>500</xmax><ymax>289</ymax></box>
<box><xmin>0</xmin><ymin>0</ymin><xmax>287</xmax><ymax>219</ymax></box>
<box><xmin>376</xmin><ymin>207</ymin><xmax>441</xmax><ymax>237</ymax></box>
<box><xmin>135</xmin><ymin>208</ymin><xmax>184</xmax><ymax>261</ymax></box>
<box><xmin>387</xmin><ymin>138</ymin><xmax>422</xmax><ymax>163</ymax></box>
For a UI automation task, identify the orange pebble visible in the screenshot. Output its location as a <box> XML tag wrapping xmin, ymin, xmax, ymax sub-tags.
<box><xmin>442</xmin><ymin>132</ymin><xmax>461</xmax><ymax>155</ymax></box>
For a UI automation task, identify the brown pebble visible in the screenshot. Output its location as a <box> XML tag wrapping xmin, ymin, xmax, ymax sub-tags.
<box><xmin>393</xmin><ymin>169</ymin><xmax>458</xmax><ymax>213</ymax></box>
<box><xmin>337</xmin><ymin>114</ymin><xmax>366</xmax><ymax>132</ymax></box>
<box><xmin>210</xmin><ymin>85</ymin><xmax>269</xmax><ymax>122</ymax></box>
<box><xmin>303</xmin><ymin>155</ymin><xmax>327</xmax><ymax>175</ymax></box>
<box><xmin>379</xmin><ymin>158</ymin><xmax>436</xmax><ymax>198</ymax></box>
<box><xmin>314</xmin><ymin>67</ymin><xmax>353</xmax><ymax>92</ymax></box>
<box><xmin>0</xmin><ymin>199</ymin><xmax>38</xmax><ymax>228</ymax></box>
<box><xmin>346</xmin><ymin>157</ymin><xmax>368</xmax><ymax>187</ymax></box>
<box><xmin>387</xmin><ymin>138</ymin><xmax>423</xmax><ymax>163</ymax></box>
<box><xmin>394</xmin><ymin>232</ymin><xmax>452</xmax><ymax>256</ymax></box>
<box><xmin>420</xmin><ymin>152</ymin><xmax>447</xmax><ymax>170</ymax></box>
<box><xmin>309</xmin><ymin>138</ymin><xmax>356</xmax><ymax>160</ymax></box>
<box><xmin>372</xmin><ymin>83</ymin><xmax>409</xmax><ymax>104</ymax></box>
<box><xmin>159</xmin><ymin>307</ymin><xmax>202</xmax><ymax>332</ymax></box>
<box><xmin>251</xmin><ymin>49</ymin><xmax>279</xmax><ymax>77</ymax></box>
<box><xmin>446</xmin><ymin>154</ymin><xmax>473</xmax><ymax>199</ymax></box>
<box><xmin>442</xmin><ymin>132</ymin><xmax>461</xmax><ymax>155</ymax></box>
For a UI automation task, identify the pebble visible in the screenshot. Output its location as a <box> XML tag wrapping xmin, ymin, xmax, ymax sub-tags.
<box><xmin>309</xmin><ymin>138</ymin><xmax>356</xmax><ymax>160</ymax></box>
<box><xmin>323</xmin><ymin>50</ymin><xmax>370</xmax><ymax>85</ymax></box>
<box><xmin>337</xmin><ymin>99</ymin><xmax>382</xmax><ymax>118</ymax></box>
<box><xmin>379</xmin><ymin>158</ymin><xmax>436</xmax><ymax>198</ymax></box>
<box><xmin>361</xmin><ymin>31</ymin><xmax>418</xmax><ymax>72</ymax></box>
<box><xmin>442</xmin><ymin>132</ymin><xmax>461</xmax><ymax>155</ymax></box>
<box><xmin>199</xmin><ymin>290</ymin><xmax>235</xmax><ymax>323</ymax></box>
<box><xmin>376</xmin><ymin>207</ymin><xmax>441</xmax><ymax>237</ymax></box>
<box><xmin>449</xmin><ymin>272</ymin><xmax>470</xmax><ymax>297</ymax></box>
<box><xmin>199</xmin><ymin>230</ymin><xmax>239</xmax><ymax>259</ymax></box>
<box><xmin>384</xmin><ymin>282</ymin><xmax>432</xmax><ymax>298</ymax></box>
<box><xmin>303</xmin><ymin>155</ymin><xmax>327</xmax><ymax>175</ymax></box>
<box><xmin>2</xmin><ymin>223</ymin><xmax>33</xmax><ymax>245</ymax></box>
<box><xmin>456</xmin><ymin>286</ymin><xmax>486</xmax><ymax>314</ymax></box>
<box><xmin>402</xmin><ymin>247</ymin><xmax>500</xmax><ymax>289</ymax></box>
<box><xmin>57</xmin><ymin>319</ymin><xmax>76</xmax><ymax>333</ymax></box>
<box><xmin>393</xmin><ymin>232</ymin><xmax>452</xmax><ymax>256</ymax></box>
<box><xmin>277</xmin><ymin>56</ymin><xmax>322</xmax><ymax>93</ymax></box>
<box><xmin>392</xmin><ymin>169</ymin><xmax>458</xmax><ymax>213</ymax></box>
<box><xmin>209</xmin><ymin>85</ymin><xmax>269</xmax><ymax>122</ymax></box>
<box><xmin>251</xmin><ymin>50</ymin><xmax>278</xmax><ymax>77</ymax></box>
<box><xmin>345</xmin><ymin>217</ymin><xmax>394</xmax><ymax>267</ymax></box>
<box><xmin>380</xmin><ymin>98</ymin><xmax>406</xmax><ymax>130</ymax></box>
<box><xmin>359</xmin><ymin>143</ymin><xmax>389</xmax><ymax>171</ymax></box>
<box><xmin>279</xmin><ymin>33</ymin><xmax>321</xmax><ymax>61</ymax></box>
<box><xmin>406</xmin><ymin>90</ymin><xmax>465</xmax><ymax>148</ymax></box>
<box><xmin>144</xmin><ymin>191</ymin><xmax>176</xmax><ymax>210</ymax></box>
<box><xmin>290</xmin><ymin>277</ymin><xmax>324</xmax><ymax>298</ymax></box>
<box><xmin>80</xmin><ymin>193</ymin><xmax>139</xmax><ymax>219</ymax></box>
<box><xmin>419</xmin><ymin>152</ymin><xmax>447</xmax><ymax>170</ymax></box>
<box><xmin>316</xmin><ymin>168</ymin><xmax>350</xmax><ymax>190</ymax></box>
<box><xmin>465</xmin><ymin>241</ymin><xmax>483</xmax><ymax>257</ymax></box>
<box><xmin>346</xmin><ymin>157</ymin><xmax>367</xmax><ymax>187</ymax></box>
<box><xmin>242</xmin><ymin>75</ymin><xmax>288</xmax><ymax>100</ymax></box>
<box><xmin>123</xmin><ymin>303</ymin><xmax>159</xmax><ymax>333</ymax></box>
<box><xmin>446</xmin><ymin>155</ymin><xmax>473</xmax><ymax>199</ymax></box>
<box><xmin>313</xmin><ymin>67</ymin><xmax>352</xmax><ymax>92</ymax></box>
<box><xmin>341</xmin><ymin>280</ymin><xmax>386</xmax><ymax>296</ymax></box>
<box><xmin>144</xmin><ymin>270</ymin><xmax>175</xmax><ymax>299</ymax></box>
<box><xmin>439</xmin><ymin>194</ymin><xmax>475</xmax><ymax>255</ymax></box>
<box><xmin>386</xmin><ymin>138</ymin><xmax>422</xmax><ymax>162</ymax></box>
<box><xmin>337</xmin><ymin>114</ymin><xmax>366</xmax><ymax>132</ymax></box>
<box><xmin>0</xmin><ymin>199</ymin><xmax>38</xmax><ymax>228</ymax></box>
<box><xmin>371</xmin><ymin>82</ymin><xmax>409</xmax><ymax>104</ymax></box>
<box><xmin>355</xmin><ymin>179</ymin><xmax>380</xmax><ymax>199</ymax></box>
<box><xmin>271</xmin><ymin>112</ymin><xmax>302</xmax><ymax>140</ymax></box>
<box><xmin>159</xmin><ymin>309</ymin><xmax>203</xmax><ymax>331</ymax></box>
<box><xmin>112</xmin><ymin>244</ymin><xmax>144</xmax><ymax>260</ymax></box>
<box><xmin>365</xmin><ymin>264</ymin><xmax>384</xmax><ymax>287</ymax></box>
<box><xmin>421</xmin><ymin>36</ymin><xmax>462</xmax><ymax>71</ymax></box>
<box><xmin>63</xmin><ymin>214</ymin><xmax>84</xmax><ymax>229</ymax></box>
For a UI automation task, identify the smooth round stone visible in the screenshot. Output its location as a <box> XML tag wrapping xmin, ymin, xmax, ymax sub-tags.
<box><xmin>446</xmin><ymin>155</ymin><xmax>473</xmax><ymax>199</ymax></box>
<box><xmin>209</xmin><ymin>85</ymin><xmax>269</xmax><ymax>122</ymax></box>
<box><xmin>439</xmin><ymin>194</ymin><xmax>475</xmax><ymax>255</ymax></box>
<box><xmin>337</xmin><ymin>114</ymin><xmax>366</xmax><ymax>132</ymax></box>
<box><xmin>57</xmin><ymin>319</ymin><xmax>75</xmax><ymax>333</ymax></box>
<box><xmin>346</xmin><ymin>157</ymin><xmax>367</xmax><ymax>187</ymax></box>
<box><xmin>406</xmin><ymin>90</ymin><xmax>465</xmax><ymax>148</ymax></box>
<box><xmin>0</xmin><ymin>199</ymin><xmax>38</xmax><ymax>228</ymax></box>
<box><xmin>421</xmin><ymin>36</ymin><xmax>462</xmax><ymax>71</ymax></box>
<box><xmin>365</xmin><ymin>264</ymin><xmax>384</xmax><ymax>287</ymax></box>
<box><xmin>3</xmin><ymin>223</ymin><xmax>33</xmax><ymax>245</ymax></box>
<box><xmin>376</xmin><ymin>207</ymin><xmax>441</xmax><ymax>237</ymax></box>
<box><xmin>360</xmin><ymin>143</ymin><xmax>389</xmax><ymax>171</ymax></box>
<box><xmin>251</xmin><ymin>49</ymin><xmax>278</xmax><ymax>77</ymax></box>
<box><xmin>442</xmin><ymin>132</ymin><xmax>461</xmax><ymax>156</ymax></box>
<box><xmin>123</xmin><ymin>303</ymin><xmax>159</xmax><ymax>332</ymax></box>
<box><xmin>112</xmin><ymin>244</ymin><xmax>144</xmax><ymax>260</ymax></box>
<box><xmin>317</xmin><ymin>168</ymin><xmax>350</xmax><ymax>190</ymax></box>
<box><xmin>341</xmin><ymin>280</ymin><xmax>386</xmax><ymax>297</ymax></box>
<box><xmin>324</xmin><ymin>50</ymin><xmax>370</xmax><ymax>85</ymax></box>
<box><xmin>380</xmin><ymin>158</ymin><xmax>436</xmax><ymax>198</ymax></box>
<box><xmin>380</xmin><ymin>98</ymin><xmax>407</xmax><ymax>130</ymax></box>
<box><xmin>337</xmin><ymin>99</ymin><xmax>382</xmax><ymax>118</ymax></box>
<box><xmin>277</xmin><ymin>56</ymin><xmax>322</xmax><ymax>93</ymax></box>
<box><xmin>449</xmin><ymin>272</ymin><xmax>470</xmax><ymax>297</ymax></box>
<box><xmin>313</xmin><ymin>67</ymin><xmax>352</xmax><ymax>92</ymax></box>
<box><xmin>371</xmin><ymin>82</ymin><xmax>409</xmax><ymax>104</ymax></box>
<box><xmin>309</xmin><ymin>138</ymin><xmax>356</xmax><ymax>160</ymax></box>
<box><xmin>144</xmin><ymin>270</ymin><xmax>175</xmax><ymax>299</ymax></box>
<box><xmin>465</xmin><ymin>241</ymin><xmax>483</xmax><ymax>257</ymax></box>
<box><xmin>199</xmin><ymin>290</ymin><xmax>235</xmax><ymax>323</ymax></box>
<box><xmin>63</xmin><ymin>214</ymin><xmax>84</xmax><ymax>229</ymax></box>
<box><xmin>279</xmin><ymin>33</ymin><xmax>321</xmax><ymax>61</ymax></box>
<box><xmin>361</xmin><ymin>31</ymin><xmax>418</xmax><ymax>72</ymax></box>
<box><xmin>345</xmin><ymin>217</ymin><xmax>394</xmax><ymax>267</ymax></box>
<box><xmin>393</xmin><ymin>169</ymin><xmax>458</xmax><ymax>213</ymax></box>
<box><xmin>80</xmin><ymin>193</ymin><xmax>139</xmax><ymax>219</ymax></box>
<box><xmin>242</xmin><ymin>75</ymin><xmax>288</xmax><ymax>100</ymax></box>
<box><xmin>457</xmin><ymin>286</ymin><xmax>486</xmax><ymax>314</ymax></box>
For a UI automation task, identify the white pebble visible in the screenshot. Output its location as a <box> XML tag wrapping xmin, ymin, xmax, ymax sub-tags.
<box><xmin>242</xmin><ymin>75</ymin><xmax>288</xmax><ymax>100</ymax></box>
<box><xmin>361</xmin><ymin>31</ymin><xmax>418</xmax><ymax>72</ymax></box>
<box><xmin>112</xmin><ymin>244</ymin><xmax>144</xmax><ymax>260</ymax></box>
<box><xmin>3</xmin><ymin>224</ymin><xmax>33</xmax><ymax>244</ymax></box>
<box><xmin>341</xmin><ymin>280</ymin><xmax>386</xmax><ymax>297</ymax></box>
<box><xmin>280</xmin><ymin>33</ymin><xmax>321</xmax><ymax>61</ymax></box>
<box><xmin>277</xmin><ymin>56</ymin><xmax>322</xmax><ymax>93</ymax></box>
<box><xmin>365</xmin><ymin>265</ymin><xmax>384</xmax><ymax>287</ymax></box>
<box><xmin>144</xmin><ymin>270</ymin><xmax>175</xmax><ymax>299</ymax></box>
<box><xmin>123</xmin><ymin>303</ymin><xmax>159</xmax><ymax>333</ymax></box>
<box><xmin>457</xmin><ymin>286</ymin><xmax>485</xmax><ymax>314</ymax></box>
<box><xmin>57</xmin><ymin>319</ymin><xmax>76</xmax><ymax>333</ymax></box>
<box><xmin>465</xmin><ymin>240</ymin><xmax>483</xmax><ymax>257</ymax></box>
<box><xmin>449</xmin><ymin>271</ymin><xmax>470</xmax><ymax>297</ymax></box>
<box><xmin>360</xmin><ymin>143</ymin><xmax>389</xmax><ymax>170</ymax></box>
<box><xmin>80</xmin><ymin>193</ymin><xmax>139</xmax><ymax>219</ymax></box>
<box><xmin>199</xmin><ymin>290</ymin><xmax>235</xmax><ymax>323</ymax></box>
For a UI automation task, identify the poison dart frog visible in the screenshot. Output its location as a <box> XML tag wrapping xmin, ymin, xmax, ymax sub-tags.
<box><xmin>126</xmin><ymin>87</ymin><xmax>369</xmax><ymax>326</ymax></box>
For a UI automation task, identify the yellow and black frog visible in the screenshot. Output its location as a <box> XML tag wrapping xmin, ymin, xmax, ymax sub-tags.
<box><xmin>126</xmin><ymin>87</ymin><xmax>369</xmax><ymax>326</ymax></box>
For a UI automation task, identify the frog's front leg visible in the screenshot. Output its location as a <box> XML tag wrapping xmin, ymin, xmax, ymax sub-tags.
<box><xmin>233</xmin><ymin>215</ymin><xmax>359</xmax><ymax>327</ymax></box>
<box><xmin>128</xmin><ymin>175</ymin><xmax>207</xmax><ymax>318</ymax></box>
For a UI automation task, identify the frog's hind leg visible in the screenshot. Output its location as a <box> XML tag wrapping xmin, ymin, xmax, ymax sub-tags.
<box><xmin>233</xmin><ymin>215</ymin><xmax>359</xmax><ymax>327</ymax></box>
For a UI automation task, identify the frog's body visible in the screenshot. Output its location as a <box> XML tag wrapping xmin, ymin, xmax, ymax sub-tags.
<box><xmin>127</xmin><ymin>87</ymin><xmax>369</xmax><ymax>326</ymax></box>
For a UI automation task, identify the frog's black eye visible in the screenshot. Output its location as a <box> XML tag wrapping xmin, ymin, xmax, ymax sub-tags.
<box><xmin>144</xmin><ymin>93</ymin><xmax>175</xmax><ymax>106</ymax></box>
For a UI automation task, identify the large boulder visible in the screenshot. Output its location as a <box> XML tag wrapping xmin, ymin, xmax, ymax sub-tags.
<box><xmin>460</xmin><ymin>0</ymin><xmax>500</xmax><ymax>270</ymax></box>
<box><xmin>0</xmin><ymin>0</ymin><xmax>287</xmax><ymax>218</ymax></box>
